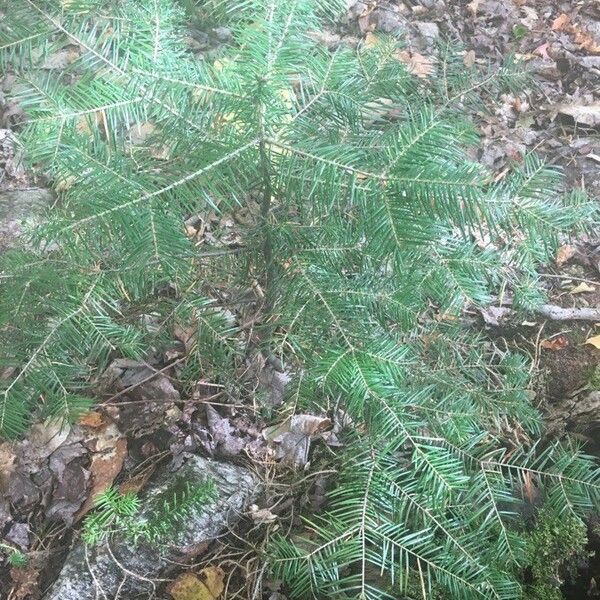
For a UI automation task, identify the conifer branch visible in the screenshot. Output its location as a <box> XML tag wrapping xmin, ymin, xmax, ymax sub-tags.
<box><xmin>60</xmin><ymin>140</ymin><xmax>259</xmax><ymax>231</ymax></box>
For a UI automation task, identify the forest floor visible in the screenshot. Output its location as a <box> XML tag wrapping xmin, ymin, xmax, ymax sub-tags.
<box><xmin>0</xmin><ymin>1</ymin><xmax>599</xmax><ymax>599</ymax></box>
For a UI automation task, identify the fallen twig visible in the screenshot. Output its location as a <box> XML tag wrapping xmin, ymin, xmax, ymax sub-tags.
<box><xmin>535</xmin><ymin>304</ymin><xmax>600</xmax><ymax>321</ymax></box>
<box><xmin>481</xmin><ymin>303</ymin><xmax>600</xmax><ymax>325</ymax></box>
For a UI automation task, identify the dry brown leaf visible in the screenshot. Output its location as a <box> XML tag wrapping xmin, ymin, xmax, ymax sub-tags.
<box><xmin>75</xmin><ymin>426</ymin><xmax>127</xmax><ymax>520</ymax></box>
<box><xmin>128</xmin><ymin>122</ymin><xmax>156</xmax><ymax>145</ymax></box>
<box><xmin>551</xmin><ymin>13</ymin><xmax>571</xmax><ymax>32</ymax></box>
<box><xmin>42</xmin><ymin>46</ymin><xmax>79</xmax><ymax>70</ymax></box>
<box><xmin>570</xmin><ymin>282</ymin><xmax>595</xmax><ymax>294</ymax></box>
<box><xmin>585</xmin><ymin>334</ymin><xmax>600</xmax><ymax>349</ymax></box>
<box><xmin>520</xmin><ymin>6</ymin><xmax>538</xmax><ymax>28</ymax></box>
<box><xmin>78</xmin><ymin>411</ymin><xmax>106</xmax><ymax>428</ymax></box>
<box><xmin>394</xmin><ymin>50</ymin><xmax>434</xmax><ymax>79</ymax></box>
<box><xmin>169</xmin><ymin>568</ymin><xmax>225</xmax><ymax>600</ymax></box>
<box><xmin>574</xmin><ymin>28</ymin><xmax>600</xmax><ymax>54</ymax></box>
<box><xmin>75</xmin><ymin>111</ymin><xmax>103</xmax><ymax>136</ymax></box>
<box><xmin>540</xmin><ymin>335</ymin><xmax>569</xmax><ymax>351</ymax></box>
<box><xmin>169</xmin><ymin>572</ymin><xmax>207</xmax><ymax>600</ymax></box>
<box><xmin>28</xmin><ymin>419</ymin><xmax>71</xmax><ymax>456</ymax></box>
<box><xmin>200</xmin><ymin>567</ymin><xmax>225</xmax><ymax>598</ymax></box>
<box><xmin>290</xmin><ymin>414</ymin><xmax>332</xmax><ymax>436</ymax></box>
<box><xmin>521</xmin><ymin>470</ymin><xmax>540</xmax><ymax>505</ymax></box>
<box><xmin>174</xmin><ymin>321</ymin><xmax>197</xmax><ymax>354</ymax></box>
<box><xmin>264</xmin><ymin>414</ymin><xmax>332</xmax><ymax>440</ymax></box>
<box><xmin>263</xmin><ymin>414</ymin><xmax>332</xmax><ymax>467</ymax></box>
<box><xmin>0</xmin><ymin>442</ymin><xmax>17</xmax><ymax>491</ymax></box>
<box><xmin>9</xmin><ymin>565</ymin><xmax>40</xmax><ymax>600</ymax></box>
<box><xmin>357</xmin><ymin>3</ymin><xmax>375</xmax><ymax>34</ymax></box>
<box><xmin>250</xmin><ymin>504</ymin><xmax>277</xmax><ymax>524</ymax></box>
<box><xmin>463</xmin><ymin>50</ymin><xmax>476</xmax><ymax>68</ymax></box>
<box><xmin>555</xmin><ymin>244</ymin><xmax>576</xmax><ymax>266</ymax></box>
<box><xmin>118</xmin><ymin>466</ymin><xmax>156</xmax><ymax>495</ymax></box>
<box><xmin>533</xmin><ymin>43</ymin><xmax>550</xmax><ymax>60</ymax></box>
<box><xmin>55</xmin><ymin>175</ymin><xmax>77</xmax><ymax>193</ymax></box>
<box><xmin>551</xmin><ymin>13</ymin><xmax>600</xmax><ymax>54</ymax></box>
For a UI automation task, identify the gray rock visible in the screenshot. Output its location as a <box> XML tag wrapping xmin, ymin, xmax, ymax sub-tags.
<box><xmin>0</xmin><ymin>188</ymin><xmax>53</xmax><ymax>250</ymax></box>
<box><xmin>43</xmin><ymin>456</ymin><xmax>259</xmax><ymax>600</ymax></box>
<box><xmin>579</xmin><ymin>56</ymin><xmax>600</xmax><ymax>70</ymax></box>
<box><xmin>372</xmin><ymin>9</ymin><xmax>408</xmax><ymax>35</ymax></box>
<box><xmin>546</xmin><ymin>390</ymin><xmax>600</xmax><ymax>437</ymax></box>
<box><xmin>213</xmin><ymin>26</ymin><xmax>232</xmax><ymax>42</ymax></box>
<box><xmin>118</xmin><ymin>365</ymin><xmax>181</xmax><ymax>435</ymax></box>
<box><xmin>415</xmin><ymin>21</ymin><xmax>440</xmax><ymax>41</ymax></box>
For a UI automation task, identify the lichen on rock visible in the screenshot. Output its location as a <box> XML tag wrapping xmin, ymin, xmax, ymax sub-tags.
<box><xmin>43</xmin><ymin>456</ymin><xmax>259</xmax><ymax>600</ymax></box>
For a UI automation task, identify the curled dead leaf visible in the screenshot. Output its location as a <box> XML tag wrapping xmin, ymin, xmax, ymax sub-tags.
<box><xmin>551</xmin><ymin>13</ymin><xmax>571</xmax><ymax>32</ymax></box>
<box><xmin>364</xmin><ymin>31</ymin><xmax>378</xmax><ymax>48</ymax></box>
<box><xmin>250</xmin><ymin>503</ymin><xmax>277</xmax><ymax>524</ymax></box>
<box><xmin>9</xmin><ymin>564</ymin><xmax>40</xmax><ymax>600</ymax></box>
<box><xmin>551</xmin><ymin>13</ymin><xmax>600</xmax><ymax>54</ymax></box>
<box><xmin>463</xmin><ymin>50</ymin><xmax>476</xmax><ymax>68</ymax></box>
<box><xmin>556</xmin><ymin>103</ymin><xmax>600</xmax><ymax>127</ymax></box>
<box><xmin>533</xmin><ymin>43</ymin><xmax>550</xmax><ymax>60</ymax></box>
<box><xmin>75</xmin><ymin>422</ymin><xmax>127</xmax><ymax>520</ymax></box>
<box><xmin>556</xmin><ymin>244</ymin><xmax>576</xmax><ymax>266</ymax></box>
<box><xmin>263</xmin><ymin>414</ymin><xmax>332</xmax><ymax>467</ymax></box>
<box><xmin>0</xmin><ymin>442</ymin><xmax>17</xmax><ymax>491</ymax></box>
<box><xmin>540</xmin><ymin>335</ymin><xmax>569</xmax><ymax>351</ymax></box>
<box><xmin>394</xmin><ymin>50</ymin><xmax>434</xmax><ymax>79</ymax></box>
<box><xmin>78</xmin><ymin>411</ymin><xmax>106</xmax><ymax>428</ymax></box>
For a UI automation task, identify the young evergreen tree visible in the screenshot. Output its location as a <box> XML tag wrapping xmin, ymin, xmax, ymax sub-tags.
<box><xmin>1</xmin><ymin>1</ymin><xmax>599</xmax><ymax>598</ymax></box>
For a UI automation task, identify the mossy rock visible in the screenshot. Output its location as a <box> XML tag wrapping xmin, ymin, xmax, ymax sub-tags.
<box><xmin>43</xmin><ymin>456</ymin><xmax>259</xmax><ymax>600</ymax></box>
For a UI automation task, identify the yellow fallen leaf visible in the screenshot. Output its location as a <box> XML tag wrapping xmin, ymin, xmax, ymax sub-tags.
<box><xmin>201</xmin><ymin>566</ymin><xmax>225</xmax><ymax>598</ymax></box>
<box><xmin>55</xmin><ymin>175</ymin><xmax>77</xmax><ymax>193</ymax></box>
<box><xmin>364</xmin><ymin>32</ymin><xmax>379</xmax><ymax>48</ymax></box>
<box><xmin>585</xmin><ymin>334</ymin><xmax>600</xmax><ymax>349</ymax></box>
<box><xmin>570</xmin><ymin>282</ymin><xmax>595</xmax><ymax>294</ymax></box>
<box><xmin>169</xmin><ymin>568</ymin><xmax>225</xmax><ymax>600</ymax></box>
<box><xmin>213</xmin><ymin>59</ymin><xmax>231</xmax><ymax>72</ymax></box>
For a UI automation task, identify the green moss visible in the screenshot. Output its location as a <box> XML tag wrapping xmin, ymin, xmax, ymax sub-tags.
<box><xmin>589</xmin><ymin>366</ymin><xmax>600</xmax><ymax>391</ymax></box>
<box><xmin>512</xmin><ymin>24</ymin><xmax>529</xmax><ymax>39</ymax></box>
<box><xmin>525</xmin><ymin>508</ymin><xmax>588</xmax><ymax>600</ymax></box>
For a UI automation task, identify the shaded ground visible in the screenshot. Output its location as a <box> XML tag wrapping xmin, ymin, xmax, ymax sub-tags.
<box><xmin>0</xmin><ymin>1</ymin><xmax>599</xmax><ymax>599</ymax></box>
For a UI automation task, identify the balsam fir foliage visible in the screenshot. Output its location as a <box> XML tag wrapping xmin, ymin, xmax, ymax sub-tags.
<box><xmin>1</xmin><ymin>0</ymin><xmax>599</xmax><ymax>598</ymax></box>
<box><xmin>0</xmin><ymin>541</ymin><xmax>27</xmax><ymax>567</ymax></box>
<box><xmin>82</xmin><ymin>478</ymin><xmax>217</xmax><ymax>546</ymax></box>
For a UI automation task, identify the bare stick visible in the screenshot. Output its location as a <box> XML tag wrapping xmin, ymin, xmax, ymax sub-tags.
<box><xmin>535</xmin><ymin>305</ymin><xmax>600</xmax><ymax>322</ymax></box>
